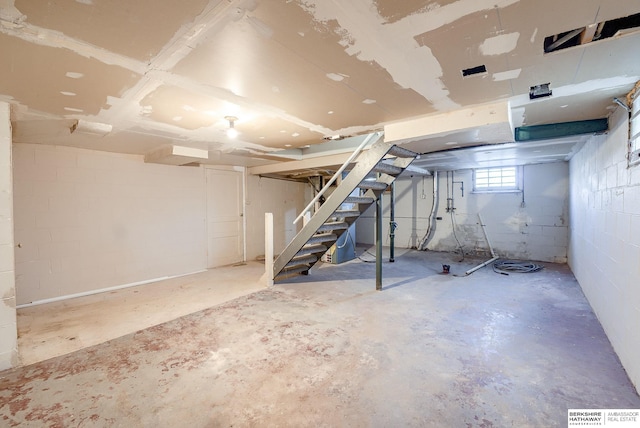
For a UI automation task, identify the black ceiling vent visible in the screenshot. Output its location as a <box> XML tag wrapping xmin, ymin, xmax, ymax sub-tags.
<box><xmin>529</xmin><ymin>83</ymin><xmax>552</xmax><ymax>99</ymax></box>
<box><xmin>461</xmin><ymin>65</ymin><xmax>487</xmax><ymax>77</ymax></box>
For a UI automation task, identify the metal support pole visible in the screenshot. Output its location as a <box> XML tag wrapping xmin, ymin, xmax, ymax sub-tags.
<box><xmin>263</xmin><ymin>212</ymin><xmax>274</xmax><ymax>287</ymax></box>
<box><xmin>376</xmin><ymin>192</ymin><xmax>383</xmax><ymax>291</ymax></box>
<box><xmin>389</xmin><ymin>182</ymin><xmax>395</xmax><ymax>262</ymax></box>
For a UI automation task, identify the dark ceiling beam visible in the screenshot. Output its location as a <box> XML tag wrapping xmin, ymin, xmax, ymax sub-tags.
<box><xmin>515</xmin><ymin>118</ymin><xmax>608</xmax><ymax>141</ymax></box>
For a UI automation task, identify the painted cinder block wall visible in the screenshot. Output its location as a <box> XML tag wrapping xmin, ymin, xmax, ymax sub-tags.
<box><xmin>12</xmin><ymin>144</ymin><xmax>208</xmax><ymax>306</ymax></box>
<box><xmin>0</xmin><ymin>102</ymin><xmax>17</xmax><ymax>369</ymax></box>
<box><xmin>569</xmin><ymin>105</ymin><xmax>640</xmax><ymax>391</ymax></box>
<box><xmin>244</xmin><ymin>175</ymin><xmax>306</xmax><ymax>261</ymax></box>
<box><xmin>12</xmin><ymin>143</ymin><xmax>308</xmax><ymax>307</ymax></box>
<box><xmin>356</xmin><ymin>162</ymin><xmax>570</xmax><ymax>263</ymax></box>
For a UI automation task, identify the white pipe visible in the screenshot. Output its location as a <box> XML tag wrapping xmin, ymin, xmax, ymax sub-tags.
<box><xmin>477</xmin><ymin>212</ymin><xmax>496</xmax><ymax>257</ymax></box>
<box><xmin>293</xmin><ymin>131</ymin><xmax>380</xmax><ymax>224</ymax></box>
<box><xmin>464</xmin><ymin>256</ymin><xmax>499</xmax><ymax>276</ymax></box>
<box><xmin>463</xmin><ymin>213</ymin><xmax>498</xmax><ymax>276</ymax></box>
<box><xmin>418</xmin><ymin>171</ymin><xmax>439</xmax><ymax>250</ymax></box>
<box><xmin>16</xmin><ymin>270</ymin><xmax>207</xmax><ymax>308</ymax></box>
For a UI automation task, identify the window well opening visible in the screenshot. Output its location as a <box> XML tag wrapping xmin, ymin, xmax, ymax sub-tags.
<box><xmin>462</xmin><ymin>65</ymin><xmax>487</xmax><ymax>77</ymax></box>
<box><xmin>544</xmin><ymin>12</ymin><xmax>640</xmax><ymax>54</ymax></box>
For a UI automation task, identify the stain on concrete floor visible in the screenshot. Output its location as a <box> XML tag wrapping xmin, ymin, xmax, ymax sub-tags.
<box><xmin>1</xmin><ymin>251</ymin><xmax>639</xmax><ymax>427</ymax></box>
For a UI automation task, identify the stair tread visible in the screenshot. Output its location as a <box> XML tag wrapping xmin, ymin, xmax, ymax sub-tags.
<box><xmin>388</xmin><ymin>145</ymin><xmax>419</xmax><ymax>158</ymax></box>
<box><xmin>334</xmin><ymin>210</ymin><xmax>360</xmax><ymax>218</ymax></box>
<box><xmin>286</xmin><ymin>254</ymin><xmax>317</xmax><ymax>267</ymax></box>
<box><xmin>345</xmin><ymin>196</ymin><xmax>375</xmax><ymax>204</ymax></box>
<box><xmin>307</xmin><ymin>233</ymin><xmax>338</xmax><ymax>244</ymax></box>
<box><xmin>359</xmin><ymin>180</ymin><xmax>388</xmax><ymax>191</ymax></box>
<box><xmin>298</xmin><ymin>244</ymin><xmax>328</xmax><ymax>256</ymax></box>
<box><xmin>318</xmin><ymin>221</ymin><xmax>348</xmax><ymax>232</ymax></box>
<box><xmin>373</xmin><ymin>162</ymin><xmax>403</xmax><ymax>175</ymax></box>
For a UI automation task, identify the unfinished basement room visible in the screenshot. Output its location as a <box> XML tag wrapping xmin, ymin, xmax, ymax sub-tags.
<box><xmin>1</xmin><ymin>0</ymin><xmax>640</xmax><ymax>426</ymax></box>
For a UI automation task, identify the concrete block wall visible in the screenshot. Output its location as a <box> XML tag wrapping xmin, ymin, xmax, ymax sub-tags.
<box><xmin>13</xmin><ymin>143</ymin><xmax>207</xmax><ymax>305</ymax></box>
<box><xmin>0</xmin><ymin>102</ymin><xmax>17</xmax><ymax>369</ymax></box>
<box><xmin>569</xmin><ymin>105</ymin><xmax>640</xmax><ymax>391</ymax></box>
<box><xmin>356</xmin><ymin>162</ymin><xmax>569</xmax><ymax>263</ymax></box>
<box><xmin>245</xmin><ymin>175</ymin><xmax>307</xmax><ymax>260</ymax></box>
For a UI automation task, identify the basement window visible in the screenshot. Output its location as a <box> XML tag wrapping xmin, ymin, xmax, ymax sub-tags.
<box><xmin>473</xmin><ymin>166</ymin><xmax>522</xmax><ymax>193</ymax></box>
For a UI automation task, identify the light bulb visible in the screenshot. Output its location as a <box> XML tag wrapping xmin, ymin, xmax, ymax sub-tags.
<box><xmin>224</xmin><ymin>116</ymin><xmax>239</xmax><ymax>139</ymax></box>
<box><xmin>227</xmin><ymin>127</ymin><xmax>238</xmax><ymax>139</ymax></box>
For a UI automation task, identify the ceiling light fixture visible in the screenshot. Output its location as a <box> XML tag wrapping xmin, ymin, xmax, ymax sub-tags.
<box><xmin>323</xmin><ymin>134</ymin><xmax>350</xmax><ymax>141</ymax></box>
<box><xmin>225</xmin><ymin>116</ymin><xmax>238</xmax><ymax>139</ymax></box>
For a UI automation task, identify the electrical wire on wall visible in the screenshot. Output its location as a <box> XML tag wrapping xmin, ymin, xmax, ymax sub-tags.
<box><xmin>449</xmin><ymin>207</ymin><xmax>465</xmax><ymax>262</ymax></box>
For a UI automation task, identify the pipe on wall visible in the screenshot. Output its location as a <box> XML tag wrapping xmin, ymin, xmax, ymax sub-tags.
<box><xmin>389</xmin><ymin>182</ymin><xmax>396</xmax><ymax>262</ymax></box>
<box><xmin>376</xmin><ymin>191</ymin><xmax>383</xmax><ymax>291</ymax></box>
<box><xmin>418</xmin><ymin>171</ymin><xmax>439</xmax><ymax>250</ymax></box>
<box><xmin>463</xmin><ymin>213</ymin><xmax>498</xmax><ymax>276</ymax></box>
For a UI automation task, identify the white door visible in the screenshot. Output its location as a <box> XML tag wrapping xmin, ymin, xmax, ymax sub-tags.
<box><xmin>206</xmin><ymin>168</ymin><xmax>244</xmax><ymax>268</ymax></box>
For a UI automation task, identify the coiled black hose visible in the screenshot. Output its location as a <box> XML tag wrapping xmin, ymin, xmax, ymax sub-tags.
<box><xmin>493</xmin><ymin>259</ymin><xmax>544</xmax><ymax>275</ymax></box>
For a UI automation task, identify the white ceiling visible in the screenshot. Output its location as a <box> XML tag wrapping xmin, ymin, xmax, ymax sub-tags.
<box><xmin>412</xmin><ymin>136</ymin><xmax>590</xmax><ymax>172</ymax></box>
<box><xmin>1</xmin><ymin>0</ymin><xmax>639</xmax><ymax>171</ymax></box>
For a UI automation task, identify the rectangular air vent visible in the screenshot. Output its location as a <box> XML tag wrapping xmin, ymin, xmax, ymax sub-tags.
<box><xmin>462</xmin><ymin>65</ymin><xmax>487</xmax><ymax>77</ymax></box>
<box><xmin>529</xmin><ymin>83</ymin><xmax>552</xmax><ymax>99</ymax></box>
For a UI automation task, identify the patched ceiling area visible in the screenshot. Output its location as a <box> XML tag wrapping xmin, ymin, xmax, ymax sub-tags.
<box><xmin>1</xmin><ymin>0</ymin><xmax>639</xmax><ymax>169</ymax></box>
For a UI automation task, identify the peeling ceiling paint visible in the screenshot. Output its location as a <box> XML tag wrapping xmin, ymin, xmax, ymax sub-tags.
<box><xmin>298</xmin><ymin>0</ymin><xmax>459</xmax><ymax>110</ymax></box>
<box><xmin>0</xmin><ymin>0</ymin><xmax>638</xmax><ymax>168</ymax></box>
<box><xmin>479</xmin><ymin>32</ymin><xmax>520</xmax><ymax>56</ymax></box>
<box><xmin>493</xmin><ymin>69</ymin><xmax>522</xmax><ymax>81</ymax></box>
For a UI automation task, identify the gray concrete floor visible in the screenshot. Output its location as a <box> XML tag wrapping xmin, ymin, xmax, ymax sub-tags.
<box><xmin>1</xmin><ymin>249</ymin><xmax>639</xmax><ymax>427</ymax></box>
<box><xmin>16</xmin><ymin>262</ymin><xmax>267</xmax><ymax>366</ymax></box>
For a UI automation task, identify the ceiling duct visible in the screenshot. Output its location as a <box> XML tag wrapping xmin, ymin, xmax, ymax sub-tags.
<box><xmin>144</xmin><ymin>145</ymin><xmax>209</xmax><ymax>166</ymax></box>
<box><xmin>70</xmin><ymin>120</ymin><xmax>113</xmax><ymax>136</ymax></box>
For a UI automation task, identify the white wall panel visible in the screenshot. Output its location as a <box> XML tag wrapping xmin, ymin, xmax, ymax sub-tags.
<box><xmin>244</xmin><ymin>175</ymin><xmax>307</xmax><ymax>261</ymax></box>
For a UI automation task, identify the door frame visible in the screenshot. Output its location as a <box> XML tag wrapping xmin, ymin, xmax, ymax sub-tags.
<box><xmin>204</xmin><ymin>165</ymin><xmax>247</xmax><ymax>267</ymax></box>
